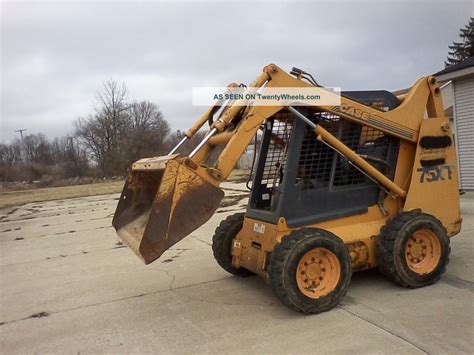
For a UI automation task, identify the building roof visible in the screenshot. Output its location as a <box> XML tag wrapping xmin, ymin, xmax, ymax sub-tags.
<box><xmin>393</xmin><ymin>57</ymin><xmax>474</xmax><ymax>95</ymax></box>
<box><xmin>392</xmin><ymin>88</ymin><xmax>408</xmax><ymax>96</ymax></box>
<box><xmin>434</xmin><ymin>56</ymin><xmax>474</xmax><ymax>76</ymax></box>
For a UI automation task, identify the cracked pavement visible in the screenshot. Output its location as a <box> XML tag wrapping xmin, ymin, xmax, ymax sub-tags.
<box><xmin>0</xmin><ymin>183</ymin><xmax>473</xmax><ymax>353</ymax></box>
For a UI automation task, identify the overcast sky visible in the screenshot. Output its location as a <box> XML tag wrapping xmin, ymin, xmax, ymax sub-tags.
<box><xmin>1</xmin><ymin>0</ymin><xmax>472</xmax><ymax>143</ymax></box>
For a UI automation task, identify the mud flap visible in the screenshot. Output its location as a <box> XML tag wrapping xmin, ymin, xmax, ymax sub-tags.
<box><xmin>112</xmin><ymin>156</ymin><xmax>224</xmax><ymax>264</ymax></box>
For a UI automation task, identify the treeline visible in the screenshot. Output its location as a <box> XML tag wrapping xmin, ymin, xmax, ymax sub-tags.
<box><xmin>0</xmin><ymin>134</ymin><xmax>89</xmax><ymax>184</ymax></box>
<box><xmin>0</xmin><ymin>80</ymin><xmax>201</xmax><ymax>185</ymax></box>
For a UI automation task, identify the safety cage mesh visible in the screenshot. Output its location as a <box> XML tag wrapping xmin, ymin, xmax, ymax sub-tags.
<box><xmin>260</xmin><ymin>112</ymin><xmax>293</xmax><ymax>190</ymax></box>
<box><xmin>296</xmin><ymin>111</ymin><xmax>390</xmax><ymax>190</ymax></box>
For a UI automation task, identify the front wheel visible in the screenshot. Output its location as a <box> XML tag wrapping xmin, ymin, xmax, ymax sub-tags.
<box><xmin>268</xmin><ymin>228</ymin><xmax>352</xmax><ymax>314</ymax></box>
<box><xmin>212</xmin><ymin>213</ymin><xmax>253</xmax><ymax>277</ymax></box>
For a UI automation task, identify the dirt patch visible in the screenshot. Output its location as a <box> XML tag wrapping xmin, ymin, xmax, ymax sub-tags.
<box><xmin>0</xmin><ymin>180</ymin><xmax>124</xmax><ymax>209</ymax></box>
<box><xmin>216</xmin><ymin>208</ymin><xmax>242</xmax><ymax>214</ymax></box>
<box><xmin>219</xmin><ymin>194</ymin><xmax>248</xmax><ymax>208</ymax></box>
<box><xmin>228</xmin><ymin>169</ymin><xmax>250</xmax><ymax>183</ymax></box>
<box><xmin>8</xmin><ymin>208</ymin><xmax>19</xmax><ymax>215</ymax></box>
<box><xmin>27</xmin><ymin>311</ymin><xmax>49</xmax><ymax>319</ymax></box>
<box><xmin>228</xmin><ymin>176</ymin><xmax>249</xmax><ymax>184</ymax></box>
<box><xmin>221</xmin><ymin>187</ymin><xmax>249</xmax><ymax>192</ymax></box>
<box><xmin>171</xmin><ymin>249</ymin><xmax>188</xmax><ymax>259</ymax></box>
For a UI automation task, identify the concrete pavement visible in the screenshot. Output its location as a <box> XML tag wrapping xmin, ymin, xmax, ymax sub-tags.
<box><xmin>0</xmin><ymin>184</ymin><xmax>473</xmax><ymax>353</ymax></box>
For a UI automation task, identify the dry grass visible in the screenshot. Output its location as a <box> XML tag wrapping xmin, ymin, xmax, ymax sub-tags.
<box><xmin>0</xmin><ymin>168</ymin><xmax>250</xmax><ymax>209</ymax></box>
<box><xmin>228</xmin><ymin>169</ymin><xmax>250</xmax><ymax>183</ymax></box>
<box><xmin>0</xmin><ymin>180</ymin><xmax>124</xmax><ymax>209</ymax></box>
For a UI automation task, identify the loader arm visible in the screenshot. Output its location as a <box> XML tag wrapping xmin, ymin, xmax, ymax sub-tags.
<box><xmin>112</xmin><ymin>63</ymin><xmax>446</xmax><ymax>264</ymax></box>
<box><xmin>193</xmin><ymin>64</ymin><xmax>444</xmax><ymax>180</ymax></box>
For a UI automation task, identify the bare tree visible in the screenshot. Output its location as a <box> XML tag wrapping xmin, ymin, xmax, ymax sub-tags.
<box><xmin>166</xmin><ymin>129</ymin><xmax>207</xmax><ymax>156</ymax></box>
<box><xmin>75</xmin><ymin>81</ymin><xmax>171</xmax><ymax>176</ymax></box>
<box><xmin>51</xmin><ymin>136</ymin><xmax>89</xmax><ymax>177</ymax></box>
<box><xmin>0</xmin><ymin>142</ymin><xmax>22</xmax><ymax>167</ymax></box>
<box><xmin>96</xmin><ymin>79</ymin><xmax>129</xmax><ymax>152</ymax></box>
<box><xmin>125</xmin><ymin>101</ymin><xmax>170</xmax><ymax>161</ymax></box>
<box><xmin>75</xmin><ymin>115</ymin><xmax>109</xmax><ymax>176</ymax></box>
<box><xmin>22</xmin><ymin>134</ymin><xmax>53</xmax><ymax>165</ymax></box>
<box><xmin>75</xmin><ymin>80</ymin><xmax>130</xmax><ymax>176</ymax></box>
<box><xmin>1</xmin><ymin>77</ymin><xmax>178</xmax><ymax>182</ymax></box>
<box><xmin>22</xmin><ymin>135</ymin><xmax>39</xmax><ymax>163</ymax></box>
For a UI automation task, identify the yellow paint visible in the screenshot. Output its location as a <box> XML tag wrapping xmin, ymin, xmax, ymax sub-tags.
<box><xmin>117</xmin><ymin>63</ymin><xmax>462</xmax><ymax>277</ymax></box>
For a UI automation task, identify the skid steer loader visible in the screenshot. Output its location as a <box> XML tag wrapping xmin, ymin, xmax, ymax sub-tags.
<box><xmin>112</xmin><ymin>64</ymin><xmax>462</xmax><ymax>314</ymax></box>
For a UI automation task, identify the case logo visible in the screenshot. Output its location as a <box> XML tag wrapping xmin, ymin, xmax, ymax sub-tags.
<box><xmin>339</xmin><ymin>103</ymin><xmax>370</xmax><ymax>120</ymax></box>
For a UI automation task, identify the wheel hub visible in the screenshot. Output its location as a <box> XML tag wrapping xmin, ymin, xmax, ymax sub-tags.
<box><xmin>405</xmin><ymin>229</ymin><xmax>441</xmax><ymax>275</ymax></box>
<box><xmin>409</xmin><ymin>242</ymin><xmax>423</xmax><ymax>259</ymax></box>
<box><xmin>306</xmin><ymin>263</ymin><xmax>322</xmax><ymax>279</ymax></box>
<box><xmin>296</xmin><ymin>248</ymin><xmax>340</xmax><ymax>299</ymax></box>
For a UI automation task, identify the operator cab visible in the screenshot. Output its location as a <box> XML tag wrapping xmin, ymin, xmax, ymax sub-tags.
<box><xmin>246</xmin><ymin>92</ymin><xmax>400</xmax><ymax>227</ymax></box>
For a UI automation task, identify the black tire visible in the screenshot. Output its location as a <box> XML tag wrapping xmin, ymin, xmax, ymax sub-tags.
<box><xmin>212</xmin><ymin>213</ymin><xmax>253</xmax><ymax>277</ymax></box>
<box><xmin>268</xmin><ymin>228</ymin><xmax>352</xmax><ymax>314</ymax></box>
<box><xmin>376</xmin><ymin>211</ymin><xmax>450</xmax><ymax>288</ymax></box>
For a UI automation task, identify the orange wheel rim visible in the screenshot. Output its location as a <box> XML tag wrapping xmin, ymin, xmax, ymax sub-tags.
<box><xmin>296</xmin><ymin>248</ymin><xmax>340</xmax><ymax>299</ymax></box>
<box><xmin>405</xmin><ymin>229</ymin><xmax>441</xmax><ymax>275</ymax></box>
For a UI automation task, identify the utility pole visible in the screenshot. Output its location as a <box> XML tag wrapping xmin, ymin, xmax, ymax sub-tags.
<box><xmin>14</xmin><ymin>129</ymin><xmax>27</xmax><ymax>142</ymax></box>
<box><xmin>14</xmin><ymin>129</ymin><xmax>27</xmax><ymax>163</ymax></box>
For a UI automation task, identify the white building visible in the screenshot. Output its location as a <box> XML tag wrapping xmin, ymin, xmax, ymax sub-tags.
<box><xmin>435</xmin><ymin>57</ymin><xmax>474</xmax><ymax>191</ymax></box>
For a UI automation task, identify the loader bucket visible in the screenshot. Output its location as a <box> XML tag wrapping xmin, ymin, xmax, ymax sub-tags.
<box><xmin>112</xmin><ymin>155</ymin><xmax>224</xmax><ymax>264</ymax></box>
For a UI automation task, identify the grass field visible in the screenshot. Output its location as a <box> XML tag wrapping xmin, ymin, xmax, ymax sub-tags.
<box><xmin>0</xmin><ymin>169</ymin><xmax>251</xmax><ymax>209</ymax></box>
<box><xmin>0</xmin><ymin>180</ymin><xmax>125</xmax><ymax>209</ymax></box>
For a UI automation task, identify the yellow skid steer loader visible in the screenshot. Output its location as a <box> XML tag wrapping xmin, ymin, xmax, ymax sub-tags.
<box><xmin>112</xmin><ymin>64</ymin><xmax>461</xmax><ymax>314</ymax></box>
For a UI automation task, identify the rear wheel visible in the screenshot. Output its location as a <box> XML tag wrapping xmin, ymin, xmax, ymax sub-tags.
<box><xmin>212</xmin><ymin>213</ymin><xmax>253</xmax><ymax>277</ymax></box>
<box><xmin>376</xmin><ymin>211</ymin><xmax>450</xmax><ymax>288</ymax></box>
<box><xmin>268</xmin><ymin>228</ymin><xmax>352</xmax><ymax>314</ymax></box>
